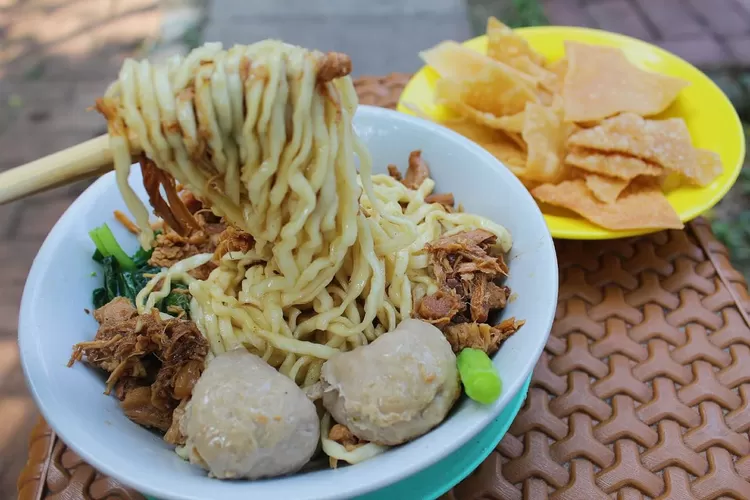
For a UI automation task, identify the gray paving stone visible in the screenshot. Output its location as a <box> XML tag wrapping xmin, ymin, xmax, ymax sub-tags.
<box><xmin>586</xmin><ymin>0</ymin><xmax>656</xmax><ymax>41</ymax></box>
<box><xmin>0</xmin><ymin>201</ymin><xmax>21</xmax><ymax>239</ymax></box>
<box><xmin>207</xmin><ymin>0</ymin><xmax>465</xmax><ymax>18</ymax></box>
<box><xmin>737</xmin><ymin>0</ymin><xmax>750</xmax><ymax>15</ymax></box>
<box><xmin>0</xmin><ymin>239</ymin><xmax>39</xmax><ymax>334</ymax></box>
<box><xmin>659</xmin><ymin>35</ymin><xmax>732</xmax><ymax>68</ymax></box>
<box><xmin>0</xmin><ymin>2</ymin><xmax>162</xmax><ymax>495</ymax></box>
<box><xmin>0</xmin><ymin>82</ymin><xmax>107</xmax><ymax>135</ymax></box>
<box><xmin>0</xmin><ymin>125</ymin><xmax>104</xmax><ymax>166</ymax></box>
<box><xmin>543</xmin><ymin>0</ymin><xmax>594</xmax><ymax>28</ymax></box>
<box><xmin>726</xmin><ymin>35</ymin><xmax>750</xmax><ymax>65</ymax></box>
<box><xmin>204</xmin><ymin>13</ymin><xmax>472</xmax><ymax>76</ymax></box>
<box><xmin>634</xmin><ymin>0</ymin><xmax>704</xmax><ymax>40</ymax></box>
<box><xmin>14</xmin><ymin>195</ymin><xmax>73</xmax><ymax>242</ymax></box>
<box><xmin>685</xmin><ymin>0</ymin><xmax>750</xmax><ymax>37</ymax></box>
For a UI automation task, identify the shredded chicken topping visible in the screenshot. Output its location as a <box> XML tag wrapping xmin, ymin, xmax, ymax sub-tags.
<box><xmin>69</xmin><ymin>297</ymin><xmax>209</xmax><ymax>444</ymax></box>
<box><xmin>328</xmin><ymin>424</ymin><xmax>364</xmax><ymax>452</ymax></box>
<box><xmin>143</xmin><ymin>183</ymin><xmax>254</xmax><ymax>280</ymax></box>
<box><xmin>416</xmin><ymin>229</ymin><xmax>524</xmax><ymax>354</ymax></box>
<box><xmin>387</xmin><ymin>150</ymin><xmax>455</xmax><ymax>210</ymax></box>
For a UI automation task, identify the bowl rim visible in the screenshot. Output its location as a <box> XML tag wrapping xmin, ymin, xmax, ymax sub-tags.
<box><xmin>397</xmin><ymin>25</ymin><xmax>746</xmax><ymax>240</ymax></box>
<box><xmin>18</xmin><ymin>105</ymin><xmax>558</xmax><ymax>500</ymax></box>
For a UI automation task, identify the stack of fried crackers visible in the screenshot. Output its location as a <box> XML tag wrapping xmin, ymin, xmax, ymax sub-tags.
<box><xmin>417</xmin><ymin>18</ymin><xmax>723</xmax><ymax>231</ymax></box>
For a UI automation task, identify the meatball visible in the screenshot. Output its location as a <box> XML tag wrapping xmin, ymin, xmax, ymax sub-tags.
<box><xmin>180</xmin><ymin>349</ymin><xmax>319</xmax><ymax>479</ymax></box>
<box><xmin>320</xmin><ymin>319</ymin><xmax>460</xmax><ymax>446</ymax></box>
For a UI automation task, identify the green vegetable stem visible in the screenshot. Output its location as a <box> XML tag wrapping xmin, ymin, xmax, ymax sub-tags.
<box><xmin>89</xmin><ymin>223</ymin><xmax>135</xmax><ymax>270</ymax></box>
<box><xmin>457</xmin><ymin>348</ymin><xmax>503</xmax><ymax>404</ymax></box>
<box><xmin>88</xmin><ymin>225</ymin><xmax>191</xmax><ymax>318</ymax></box>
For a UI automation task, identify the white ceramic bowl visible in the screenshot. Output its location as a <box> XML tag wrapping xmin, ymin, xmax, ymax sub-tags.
<box><xmin>19</xmin><ymin>106</ymin><xmax>558</xmax><ymax>500</ymax></box>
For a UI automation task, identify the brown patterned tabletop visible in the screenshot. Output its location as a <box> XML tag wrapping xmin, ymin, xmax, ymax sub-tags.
<box><xmin>17</xmin><ymin>74</ymin><xmax>750</xmax><ymax>500</ymax></box>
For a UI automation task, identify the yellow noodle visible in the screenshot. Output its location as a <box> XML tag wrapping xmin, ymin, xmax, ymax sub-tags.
<box><xmin>103</xmin><ymin>40</ymin><xmax>512</xmax><ymax>466</ymax></box>
<box><xmin>320</xmin><ymin>413</ymin><xmax>387</xmax><ymax>466</ymax></box>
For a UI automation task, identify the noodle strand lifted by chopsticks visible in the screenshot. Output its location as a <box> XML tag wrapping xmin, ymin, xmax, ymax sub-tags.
<box><xmin>98</xmin><ymin>40</ymin><xmax>512</xmax><ymax>464</ymax></box>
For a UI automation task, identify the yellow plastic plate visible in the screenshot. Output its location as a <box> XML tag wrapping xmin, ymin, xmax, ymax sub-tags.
<box><xmin>397</xmin><ymin>26</ymin><xmax>746</xmax><ymax>240</ymax></box>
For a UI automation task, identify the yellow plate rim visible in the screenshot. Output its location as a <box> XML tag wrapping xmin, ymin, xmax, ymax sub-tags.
<box><xmin>397</xmin><ymin>25</ymin><xmax>746</xmax><ymax>240</ymax></box>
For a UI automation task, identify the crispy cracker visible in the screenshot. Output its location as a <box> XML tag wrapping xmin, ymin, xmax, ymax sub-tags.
<box><xmin>420</xmin><ymin>41</ymin><xmax>538</xmax><ymax>87</ymax></box>
<box><xmin>531</xmin><ymin>179</ymin><xmax>683</xmax><ymax>230</ymax></box>
<box><xmin>484</xmin><ymin>136</ymin><xmax>528</xmax><ymax>171</ymax></box>
<box><xmin>435</xmin><ymin>67</ymin><xmax>539</xmax><ymax>118</ymax></box>
<box><xmin>485</xmin><ymin>18</ymin><xmax>557</xmax><ymax>94</ymax></box>
<box><xmin>509</xmin><ymin>55</ymin><xmax>559</xmax><ymax>93</ymax></box>
<box><xmin>562</xmin><ymin>42</ymin><xmax>689</xmax><ymax>122</ymax></box>
<box><xmin>521</xmin><ymin>101</ymin><xmax>567</xmax><ymax>183</ymax></box>
<box><xmin>567</xmin><ymin>113</ymin><xmax>703</xmax><ymax>181</ymax></box>
<box><xmin>505</xmin><ymin>131</ymin><xmax>528</xmax><ymax>152</ymax></box>
<box><xmin>548</xmin><ymin>58</ymin><xmax>568</xmax><ymax>79</ymax></box>
<box><xmin>547</xmin><ymin>58</ymin><xmax>567</xmax><ymax>94</ymax></box>
<box><xmin>486</xmin><ymin>17</ymin><xmax>545</xmax><ymax>67</ymax></box>
<box><xmin>565</xmin><ymin>148</ymin><xmax>662</xmax><ymax>180</ymax></box>
<box><xmin>693</xmin><ymin>148</ymin><xmax>723</xmax><ymax>186</ymax></box>
<box><xmin>518</xmin><ymin>177</ymin><xmax>541</xmax><ymax>191</ymax></box>
<box><xmin>440</xmin><ymin>119</ymin><xmax>528</xmax><ymax>171</ymax></box>
<box><xmin>490</xmin><ymin>109</ymin><xmax>525</xmax><ymax>134</ymax></box>
<box><xmin>584</xmin><ymin>173</ymin><xmax>629</xmax><ymax>203</ymax></box>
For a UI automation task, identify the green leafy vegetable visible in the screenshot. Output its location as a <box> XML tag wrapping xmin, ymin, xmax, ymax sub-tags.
<box><xmin>161</xmin><ymin>283</ymin><xmax>192</xmax><ymax>315</ymax></box>
<box><xmin>89</xmin><ymin>227</ymin><xmax>191</xmax><ymax>318</ymax></box>
<box><xmin>457</xmin><ymin>348</ymin><xmax>503</xmax><ymax>404</ymax></box>
<box><xmin>92</xmin><ymin>287</ymin><xmax>108</xmax><ymax>309</ymax></box>
<box><xmin>89</xmin><ymin>223</ymin><xmax>135</xmax><ymax>270</ymax></box>
<box><xmin>131</xmin><ymin>245</ymin><xmax>153</xmax><ymax>268</ymax></box>
<box><xmin>92</xmin><ymin>249</ymin><xmax>105</xmax><ymax>263</ymax></box>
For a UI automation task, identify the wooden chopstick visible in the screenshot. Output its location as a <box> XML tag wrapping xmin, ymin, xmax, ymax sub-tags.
<box><xmin>0</xmin><ymin>135</ymin><xmax>115</xmax><ymax>205</ymax></box>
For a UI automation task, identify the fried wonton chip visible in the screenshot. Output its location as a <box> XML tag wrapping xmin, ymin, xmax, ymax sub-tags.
<box><xmin>567</xmin><ymin>113</ymin><xmax>709</xmax><ymax>183</ymax></box>
<box><xmin>694</xmin><ymin>148</ymin><xmax>724</xmax><ymax>186</ymax></box>
<box><xmin>531</xmin><ymin>179</ymin><xmax>683</xmax><ymax>230</ymax></box>
<box><xmin>484</xmin><ymin>135</ymin><xmax>528</xmax><ymax>171</ymax></box>
<box><xmin>563</xmin><ymin>42</ymin><xmax>689</xmax><ymax>122</ymax></box>
<box><xmin>584</xmin><ymin>173</ymin><xmax>629</xmax><ymax>203</ymax></box>
<box><xmin>435</xmin><ymin>68</ymin><xmax>539</xmax><ymax>119</ymax></box>
<box><xmin>486</xmin><ymin>17</ymin><xmax>545</xmax><ymax>67</ymax></box>
<box><xmin>521</xmin><ymin>102</ymin><xmax>568</xmax><ymax>183</ymax></box>
<box><xmin>511</xmin><ymin>56</ymin><xmax>559</xmax><ymax>93</ymax></box>
<box><xmin>565</xmin><ymin>148</ymin><xmax>662</xmax><ymax>180</ymax></box>
<box><xmin>440</xmin><ymin>119</ymin><xmax>528</xmax><ymax>171</ymax></box>
<box><xmin>518</xmin><ymin>178</ymin><xmax>542</xmax><ymax>191</ymax></box>
<box><xmin>486</xmin><ymin>18</ymin><xmax>557</xmax><ymax>94</ymax></box>
<box><xmin>420</xmin><ymin>41</ymin><xmax>538</xmax><ymax>87</ymax></box>
<box><xmin>490</xmin><ymin>109</ymin><xmax>525</xmax><ymax>134</ymax></box>
<box><xmin>548</xmin><ymin>58</ymin><xmax>568</xmax><ymax>79</ymax></box>
<box><xmin>505</xmin><ymin>131</ymin><xmax>527</xmax><ymax>152</ymax></box>
<box><xmin>546</xmin><ymin>58</ymin><xmax>567</xmax><ymax>94</ymax></box>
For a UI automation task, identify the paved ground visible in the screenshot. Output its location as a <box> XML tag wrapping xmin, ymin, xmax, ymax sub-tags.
<box><xmin>0</xmin><ymin>0</ymin><xmax>748</xmax><ymax>497</ymax></box>
<box><xmin>539</xmin><ymin>0</ymin><xmax>750</xmax><ymax>68</ymax></box>
<box><xmin>0</xmin><ymin>1</ymin><xmax>161</xmax><ymax>493</ymax></box>
<box><xmin>202</xmin><ymin>0</ymin><xmax>471</xmax><ymax>76</ymax></box>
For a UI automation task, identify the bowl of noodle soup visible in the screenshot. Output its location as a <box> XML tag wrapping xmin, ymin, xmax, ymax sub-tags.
<box><xmin>19</xmin><ymin>99</ymin><xmax>556</xmax><ymax>499</ymax></box>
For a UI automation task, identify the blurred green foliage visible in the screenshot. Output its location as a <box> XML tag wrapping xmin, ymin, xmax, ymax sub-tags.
<box><xmin>711</xmin><ymin>166</ymin><xmax>750</xmax><ymax>282</ymax></box>
<box><xmin>506</xmin><ymin>0</ymin><xmax>548</xmax><ymax>27</ymax></box>
<box><xmin>467</xmin><ymin>0</ymin><xmax>547</xmax><ymax>35</ymax></box>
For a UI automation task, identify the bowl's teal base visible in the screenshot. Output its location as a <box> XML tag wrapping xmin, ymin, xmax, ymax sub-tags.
<box><xmin>146</xmin><ymin>376</ymin><xmax>531</xmax><ymax>500</ymax></box>
<box><xmin>356</xmin><ymin>376</ymin><xmax>531</xmax><ymax>500</ymax></box>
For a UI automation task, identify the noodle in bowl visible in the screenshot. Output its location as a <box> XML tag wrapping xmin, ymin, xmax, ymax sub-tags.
<box><xmin>20</xmin><ymin>104</ymin><xmax>557</xmax><ymax>498</ymax></box>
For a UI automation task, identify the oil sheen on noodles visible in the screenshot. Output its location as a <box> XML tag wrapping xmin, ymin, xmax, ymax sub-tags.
<box><xmin>99</xmin><ymin>40</ymin><xmax>512</xmax><ymax>465</ymax></box>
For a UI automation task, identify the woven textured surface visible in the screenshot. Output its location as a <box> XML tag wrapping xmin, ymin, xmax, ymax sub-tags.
<box><xmin>17</xmin><ymin>74</ymin><xmax>750</xmax><ymax>500</ymax></box>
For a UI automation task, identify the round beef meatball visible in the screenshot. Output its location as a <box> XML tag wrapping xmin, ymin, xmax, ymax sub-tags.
<box><xmin>320</xmin><ymin>319</ymin><xmax>460</xmax><ymax>446</ymax></box>
<box><xmin>180</xmin><ymin>349</ymin><xmax>319</xmax><ymax>479</ymax></box>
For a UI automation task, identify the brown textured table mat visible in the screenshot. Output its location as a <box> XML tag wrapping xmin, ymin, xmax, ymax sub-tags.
<box><xmin>18</xmin><ymin>74</ymin><xmax>750</xmax><ymax>500</ymax></box>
